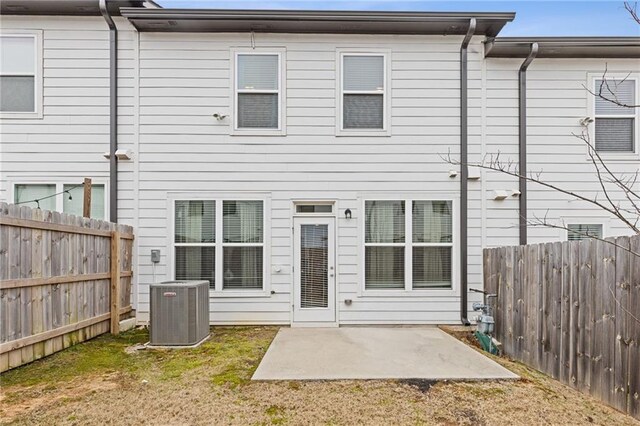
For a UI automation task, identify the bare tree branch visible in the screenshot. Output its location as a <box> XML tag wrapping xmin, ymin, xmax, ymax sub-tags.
<box><xmin>625</xmin><ymin>1</ymin><xmax>640</xmax><ymax>24</ymax></box>
<box><xmin>440</xmin><ymin>149</ymin><xmax>640</xmax><ymax>234</ymax></box>
<box><xmin>583</xmin><ymin>64</ymin><xmax>640</xmax><ymax>109</ymax></box>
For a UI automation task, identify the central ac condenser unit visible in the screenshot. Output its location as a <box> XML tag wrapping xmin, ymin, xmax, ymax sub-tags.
<box><xmin>150</xmin><ymin>280</ymin><xmax>209</xmax><ymax>347</ymax></box>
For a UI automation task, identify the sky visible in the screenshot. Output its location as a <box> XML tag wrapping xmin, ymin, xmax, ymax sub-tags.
<box><xmin>156</xmin><ymin>1</ymin><xmax>640</xmax><ymax>36</ymax></box>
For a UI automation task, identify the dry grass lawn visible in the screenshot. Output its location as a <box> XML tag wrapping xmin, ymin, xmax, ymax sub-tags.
<box><xmin>0</xmin><ymin>326</ymin><xmax>638</xmax><ymax>425</ymax></box>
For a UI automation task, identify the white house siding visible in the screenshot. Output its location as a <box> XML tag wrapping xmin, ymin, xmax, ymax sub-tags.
<box><xmin>133</xmin><ymin>33</ymin><xmax>487</xmax><ymax>324</ymax></box>
<box><xmin>485</xmin><ymin>57</ymin><xmax>640</xmax><ymax>248</ymax></box>
<box><xmin>3</xmin><ymin>17</ymin><xmax>636</xmax><ymax>326</ymax></box>
<box><xmin>0</xmin><ymin>16</ymin><xmax>137</xmax><ymax>226</ymax></box>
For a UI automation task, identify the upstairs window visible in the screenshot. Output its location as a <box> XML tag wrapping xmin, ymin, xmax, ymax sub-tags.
<box><xmin>235</xmin><ymin>52</ymin><xmax>282</xmax><ymax>131</ymax></box>
<box><xmin>341</xmin><ymin>54</ymin><xmax>386</xmax><ymax>132</ymax></box>
<box><xmin>594</xmin><ymin>79</ymin><xmax>636</xmax><ymax>153</ymax></box>
<box><xmin>567</xmin><ymin>224</ymin><xmax>603</xmax><ymax>241</ymax></box>
<box><xmin>0</xmin><ymin>33</ymin><xmax>41</xmax><ymax>117</ymax></box>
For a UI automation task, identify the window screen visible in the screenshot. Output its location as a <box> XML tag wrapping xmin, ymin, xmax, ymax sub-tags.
<box><xmin>342</xmin><ymin>55</ymin><xmax>385</xmax><ymax>130</ymax></box>
<box><xmin>0</xmin><ymin>36</ymin><xmax>36</xmax><ymax>112</ymax></box>
<box><xmin>594</xmin><ymin>79</ymin><xmax>636</xmax><ymax>153</ymax></box>
<box><xmin>567</xmin><ymin>224</ymin><xmax>603</xmax><ymax>241</ymax></box>
<box><xmin>236</xmin><ymin>54</ymin><xmax>279</xmax><ymax>129</ymax></box>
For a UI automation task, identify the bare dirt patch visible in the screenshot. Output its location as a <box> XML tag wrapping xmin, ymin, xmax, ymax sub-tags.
<box><xmin>1</xmin><ymin>326</ymin><xmax>638</xmax><ymax>425</ymax></box>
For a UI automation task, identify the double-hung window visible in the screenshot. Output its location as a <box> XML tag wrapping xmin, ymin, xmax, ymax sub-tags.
<box><xmin>14</xmin><ymin>183</ymin><xmax>106</xmax><ymax>219</ymax></box>
<box><xmin>594</xmin><ymin>78</ymin><xmax>637</xmax><ymax>153</ymax></box>
<box><xmin>174</xmin><ymin>199</ymin><xmax>265</xmax><ymax>292</ymax></box>
<box><xmin>339</xmin><ymin>52</ymin><xmax>388</xmax><ymax>133</ymax></box>
<box><xmin>364</xmin><ymin>199</ymin><xmax>453</xmax><ymax>291</ymax></box>
<box><xmin>0</xmin><ymin>32</ymin><xmax>42</xmax><ymax>118</ymax></box>
<box><xmin>234</xmin><ymin>51</ymin><xmax>283</xmax><ymax>133</ymax></box>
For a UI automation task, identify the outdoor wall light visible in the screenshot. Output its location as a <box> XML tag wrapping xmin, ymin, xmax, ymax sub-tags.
<box><xmin>345</xmin><ymin>209</ymin><xmax>352</xmax><ymax>219</ymax></box>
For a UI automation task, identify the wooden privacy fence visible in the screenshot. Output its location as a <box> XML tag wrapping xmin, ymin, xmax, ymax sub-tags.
<box><xmin>484</xmin><ymin>235</ymin><xmax>640</xmax><ymax>420</ymax></box>
<box><xmin>0</xmin><ymin>202</ymin><xmax>134</xmax><ymax>372</ymax></box>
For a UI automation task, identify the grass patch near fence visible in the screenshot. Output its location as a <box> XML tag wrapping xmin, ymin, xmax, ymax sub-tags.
<box><xmin>2</xmin><ymin>326</ymin><xmax>637</xmax><ymax>426</ymax></box>
<box><xmin>0</xmin><ymin>328</ymin><xmax>150</xmax><ymax>389</ymax></box>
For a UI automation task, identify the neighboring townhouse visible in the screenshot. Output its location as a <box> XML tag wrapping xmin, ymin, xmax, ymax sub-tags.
<box><xmin>1</xmin><ymin>1</ymin><xmax>638</xmax><ymax>326</ymax></box>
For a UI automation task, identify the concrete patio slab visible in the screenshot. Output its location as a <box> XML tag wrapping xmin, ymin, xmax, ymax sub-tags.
<box><xmin>252</xmin><ymin>327</ymin><xmax>519</xmax><ymax>381</ymax></box>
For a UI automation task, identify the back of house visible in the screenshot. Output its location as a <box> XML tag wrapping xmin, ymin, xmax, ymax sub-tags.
<box><xmin>1</xmin><ymin>0</ymin><xmax>638</xmax><ymax>326</ymax></box>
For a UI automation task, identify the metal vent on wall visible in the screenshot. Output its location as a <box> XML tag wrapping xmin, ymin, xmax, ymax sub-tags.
<box><xmin>300</xmin><ymin>224</ymin><xmax>328</xmax><ymax>308</ymax></box>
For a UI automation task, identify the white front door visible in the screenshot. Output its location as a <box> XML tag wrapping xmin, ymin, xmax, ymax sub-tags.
<box><xmin>293</xmin><ymin>217</ymin><xmax>336</xmax><ymax>324</ymax></box>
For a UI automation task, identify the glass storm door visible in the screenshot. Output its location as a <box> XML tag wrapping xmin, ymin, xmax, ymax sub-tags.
<box><xmin>293</xmin><ymin>217</ymin><xmax>336</xmax><ymax>324</ymax></box>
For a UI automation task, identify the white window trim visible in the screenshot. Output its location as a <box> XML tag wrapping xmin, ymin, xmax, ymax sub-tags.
<box><xmin>560</xmin><ymin>217</ymin><xmax>610</xmax><ymax>241</ymax></box>
<box><xmin>168</xmin><ymin>193</ymin><xmax>272</xmax><ymax>298</ymax></box>
<box><xmin>10</xmin><ymin>180</ymin><xmax>109</xmax><ymax>219</ymax></box>
<box><xmin>0</xmin><ymin>30</ymin><xmax>43</xmax><ymax>119</ymax></box>
<box><xmin>358</xmin><ymin>196</ymin><xmax>458</xmax><ymax>297</ymax></box>
<box><xmin>336</xmin><ymin>49</ymin><xmax>391</xmax><ymax>137</ymax></box>
<box><xmin>587</xmin><ymin>73</ymin><xmax>639</xmax><ymax>160</ymax></box>
<box><xmin>230</xmin><ymin>48</ymin><xmax>286</xmax><ymax>136</ymax></box>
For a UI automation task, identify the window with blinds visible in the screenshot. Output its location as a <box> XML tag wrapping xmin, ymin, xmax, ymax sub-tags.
<box><xmin>567</xmin><ymin>224</ymin><xmax>603</xmax><ymax>241</ymax></box>
<box><xmin>412</xmin><ymin>201</ymin><xmax>453</xmax><ymax>288</ymax></box>
<box><xmin>342</xmin><ymin>54</ymin><xmax>385</xmax><ymax>130</ymax></box>
<box><xmin>364</xmin><ymin>200</ymin><xmax>405</xmax><ymax>289</ymax></box>
<box><xmin>300</xmin><ymin>224</ymin><xmax>329</xmax><ymax>308</ymax></box>
<box><xmin>174</xmin><ymin>199</ymin><xmax>265</xmax><ymax>291</ymax></box>
<box><xmin>175</xmin><ymin>200</ymin><xmax>216</xmax><ymax>288</ymax></box>
<box><xmin>364</xmin><ymin>199</ymin><xmax>454</xmax><ymax>290</ymax></box>
<box><xmin>235</xmin><ymin>53</ymin><xmax>280</xmax><ymax>129</ymax></box>
<box><xmin>223</xmin><ymin>200</ymin><xmax>264</xmax><ymax>289</ymax></box>
<box><xmin>594</xmin><ymin>79</ymin><xmax>636</xmax><ymax>153</ymax></box>
<box><xmin>1</xmin><ymin>35</ymin><xmax>36</xmax><ymax>113</ymax></box>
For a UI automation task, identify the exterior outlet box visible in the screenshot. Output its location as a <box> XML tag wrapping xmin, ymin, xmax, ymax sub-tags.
<box><xmin>150</xmin><ymin>280</ymin><xmax>210</xmax><ymax>347</ymax></box>
<box><xmin>151</xmin><ymin>249</ymin><xmax>160</xmax><ymax>263</ymax></box>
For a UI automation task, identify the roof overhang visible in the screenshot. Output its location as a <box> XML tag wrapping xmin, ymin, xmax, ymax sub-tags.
<box><xmin>0</xmin><ymin>0</ymin><xmax>160</xmax><ymax>16</ymax></box>
<box><xmin>486</xmin><ymin>37</ymin><xmax>640</xmax><ymax>58</ymax></box>
<box><xmin>119</xmin><ymin>8</ymin><xmax>515</xmax><ymax>36</ymax></box>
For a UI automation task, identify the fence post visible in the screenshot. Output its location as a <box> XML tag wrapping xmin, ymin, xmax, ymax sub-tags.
<box><xmin>110</xmin><ymin>230</ymin><xmax>120</xmax><ymax>335</ymax></box>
